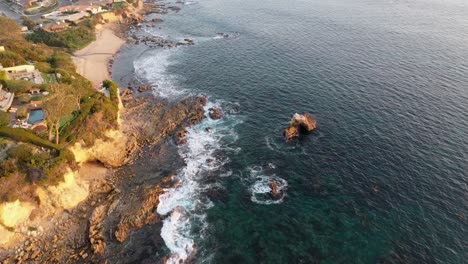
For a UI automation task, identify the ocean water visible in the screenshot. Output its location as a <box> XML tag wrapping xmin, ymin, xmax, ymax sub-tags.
<box><xmin>119</xmin><ymin>0</ymin><xmax>468</xmax><ymax>262</ymax></box>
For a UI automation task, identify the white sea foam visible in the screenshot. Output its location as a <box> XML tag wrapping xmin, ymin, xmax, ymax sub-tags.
<box><xmin>133</xmin><ymin>49</ymin><xmax>187</xmax><ymax>98</ymax></box>
<box><xmin>157</xmin><ymin>102</ymin><xmax>241</xmax><ymax>262</ymax></box>
<box><xmin>157</xmin><ymin>123</ymin><xmax>217</xmax><ymax>262</ymax></box>
<box><xmin>184</xmin><ymin>1</ymin><xmax>198</xmax><ymax>5</ymax></box>
<box><xmin>161</xmin><ymin>207</ymin><xmax>195</xmax><ymax>263</ymax></box>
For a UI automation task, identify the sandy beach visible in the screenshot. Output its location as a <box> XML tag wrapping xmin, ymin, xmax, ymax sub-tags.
<box><xmin>73</xmin><ymin>25</ymin><xmax>125</xmax><ymax>89</ymax></box>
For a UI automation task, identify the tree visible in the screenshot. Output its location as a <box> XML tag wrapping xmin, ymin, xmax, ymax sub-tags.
<box><xmin>103</xmin><ymin>79</ymin><xmax>119</xmax><ymax>105</ymax></box>
<box><xmin>4</xmin><ymin>80</ymin><xmax>34</xmax><ymax>94</ymax></box>
<box><xmin>21</xmin><ymin>16</ymin><xmax>36</xmax><ymax>30</ymax></box>
<box><xmin>42</xmin><ymin>84</ymin><xmax>78</xmax><ymax>144</ymax></box>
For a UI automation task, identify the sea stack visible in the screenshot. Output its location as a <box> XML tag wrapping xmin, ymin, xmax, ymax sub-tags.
<box><xmin>284</xmin><ymin>113</ymin><xmax>317</xmax><ymax>141</ymax></box>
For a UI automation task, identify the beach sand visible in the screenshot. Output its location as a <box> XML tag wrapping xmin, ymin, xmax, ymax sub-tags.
<box><xmin>73</xmin><ymin>25</ymin><xmax>125</xmax><ymax>89</ymax></box>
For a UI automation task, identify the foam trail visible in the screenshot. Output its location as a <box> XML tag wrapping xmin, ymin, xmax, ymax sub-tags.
<box><xmin>157</xmin><ymin>103</ymin><xmax>228</xmax><ymax>263</ymax></box>
<box><xmin>134</xmin><ymin>49</ymin><xmax>186</xmax><ymax>98</ymax></box>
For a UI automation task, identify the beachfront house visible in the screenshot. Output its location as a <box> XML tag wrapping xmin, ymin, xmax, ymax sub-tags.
<box><xmin>41</xmin><ymin>22</ymin><xmax>70</xmax><ymax>32</ymax></box>
<box><xmin>0</xmin><ymin>84</ymin><xmax>14</xmax><ymax>112</ymax></box>
<box><xmin>42</xmin><ymin>11</ymin><xmax>90</xmax><ymax>23</ymax></box>
<box><xmin>60</xmin><ymin>5</ymin><xmax>103</xmax><ymax>15</ymax></box>
<box><xmin>74</xmin><ymin>0</ymin><xmax>113</xmax><ymax>6</ymax></box>
<box><xmin>0</xmin><ymin>64</ymin><xmax>44</xmax><ymax>84</ymax></box>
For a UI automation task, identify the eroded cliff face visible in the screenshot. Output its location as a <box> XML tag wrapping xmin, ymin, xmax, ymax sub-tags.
<box><xmin>0</xmin><ymin>170</ymin><xmax>91</xmax><ymax>246</ymax></box>
<box><xmin>0</xmin><ymin>200</ymin><xmax>34</xmax><ymax>228</ymax></box>
<box><xmin>0</xmin><ymin>118</ymin><xmax>130</xmax><ymax>247</ymax></box>
<box><xmin>97</xmin><ymin>0</ymin><xmax>145</xmax><ymax>25</ymax></box>
<box><xmin>71</xmin><ymin>128</ymin><xmax>137</xmax><ymax>168</ymax></box>
<box><xmin>71</xmin><ymin>94</ymin><xmax>138</xmax><ymax>167</ymax></box>
<box><xmin>36</xmin><ymin>170</ymin><xmax>89</xmax><ymax>211</ymax></box>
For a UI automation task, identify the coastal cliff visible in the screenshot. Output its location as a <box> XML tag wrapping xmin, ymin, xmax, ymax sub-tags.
<box><xmin>0</xmin><ymin>7</ymin><xmax>143</xmax><ymax>254</ymax></box>
<box><xmin>0</xmin><ymin>0</ymin><xmax>209</xmax><ymax>262</ymax></box>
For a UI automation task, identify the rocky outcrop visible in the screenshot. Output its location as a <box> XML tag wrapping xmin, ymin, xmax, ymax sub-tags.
<box><xmin>115</xmin><ymin>177</ymin><xmax>175</xmax><ymax>243</ymax></box>
<box><xmin>269</xmin><ymin>181</ymin><xmax>280</xmax><ymax>197</ymax></box>
<box><xmin>174</xmin><ymin>128</ymin><xmax>188</xmax><ymax>145</ymax></box>
<box><xmin>71</xmin><ymin>129</ymin><xmax>138</xmax><ymax>168</ymax></box>
<box><xmin>134</xmin><ymin>96</ymin><xmax>207</xmax><ymax>145</ymax></box>
<box><xmin>89</xmin><ymin>205</ymin><xmax>107</xmax><ymax>256</ymax></box>
<box><xmin>284</xmin><ymin>113</ymin><xmax>317</xmax><ymax>141</ymax></box>
<box><xmin>208</xmin><ymin>107</ymin><xmax>222</xmax><ymax>120</ymax></box>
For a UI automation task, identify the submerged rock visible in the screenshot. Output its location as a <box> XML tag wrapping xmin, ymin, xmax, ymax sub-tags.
<box><xmin>284</xmin><ymin>113</ymin><xmax>317</xmax><ymax>141</ymax></box>
<box><xmin>138</xmin><ymin>85</ymin><xmax>151</xmax><ymax>93</ymax></box>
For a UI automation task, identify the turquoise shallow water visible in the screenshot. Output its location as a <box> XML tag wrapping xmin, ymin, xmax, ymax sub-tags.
<box><xmin>28</xmin><ymin>109</ymin><xmax>44</xmax><ymax>124</ymax></box>
<box><xmin>117</xmin><ymin>0</ymin><xmax>468</xmax><ymax>262</ymax></box>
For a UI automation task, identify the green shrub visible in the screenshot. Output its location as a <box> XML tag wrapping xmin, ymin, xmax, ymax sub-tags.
<box><xmin>0</xmin><ymin>127</ymin><xmax>60</xmax><ymax>150</ymax></box>
<box><xmin>7</xmin><ymin>143</ymin><xmax>34</xmax><ymax>163</ymax></box>
<box><xmin>0</xmin><ymin>51</ymin><xmax>28</xmax><ymax>67</ymax></box>
<box><xmin>48</xmin><ymin>52</ymin><xmax>75</xmax><ymax>71</ymax></box>
<box><xmin>0</xmin><ymin>111</ymin><xmax>9</xmax><ymax>127</ymax></box>
<box><xmin>22</xmin><ymin>16</ymin><xmax>36</xmax><ymax>30</ymax></box>
<box><xmin>26</xmin><ymin>19</ymin><xmax>96</xmax><ymax>50</ymax></box>
<box><xmin>16</xmin><ymin>106</ymin><xmax>28</xmax><ymax>119</ymax></box>
<box><xmin>18</xmin><ymin>94</ymin><xmax>31</xmax><ymax>104</ymax></box>
<box><xmin>4</xmin><ymin>80</ymin><xmax>34</xmax><ymax>94</ymax></box>
<box><xmin>0</xmin><ymin>158</ymin><xmax>17</xmax><ymax>177</ymax></box>
<box><xmin>34</xmin><ymin>61</ymin><xmax>52</xmax><ymax>73</ymax></box>
<box><xmin>103</xmin><ymin>79</ymin><xmax>119</xmax><ymax>105</ymax></box>
<box><xmin>0</xmin><ymin>138</ymin><xmax>10</xmax><ymax>150</ymax></box>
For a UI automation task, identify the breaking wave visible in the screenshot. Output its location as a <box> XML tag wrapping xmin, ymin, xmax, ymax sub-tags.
<box><xmin>157</xmin><ymin>102</ymin><xmax>241</xmax><ymax>262</ymax></box>
<box><xmin>133</xmin><ymin>49</ymin><xmax>187</xmax><ymax>98</ymax></box>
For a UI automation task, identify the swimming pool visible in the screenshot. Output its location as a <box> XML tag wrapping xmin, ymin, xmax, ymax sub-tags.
<box><xmin>28</xmin><ymin>109</ymin><xmax>44</xmax><ymax>124</ymax></box>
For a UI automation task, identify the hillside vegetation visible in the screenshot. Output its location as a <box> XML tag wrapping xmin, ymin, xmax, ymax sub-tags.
<box><xmin>0</xmin><ymin>16</ymin><xmax>119</xmax><ymax>202</ymax></box>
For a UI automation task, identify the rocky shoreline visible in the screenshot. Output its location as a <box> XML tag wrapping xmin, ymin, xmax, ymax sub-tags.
<box><xmin>0</xmin><ymin>92</ymin><xmax>210</xmax><ymax>264</ymax></box>
<box><xmin>0</xmin><ymin>1</ymin><xmax>216</xmax><ymax>262</ymax></box>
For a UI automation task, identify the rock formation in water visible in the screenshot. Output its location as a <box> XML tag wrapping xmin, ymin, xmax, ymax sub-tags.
<box><xmin>269</xmin><ymin>181</ymin><xmax>280</xmax><ymax>197</ymax></box>
<box><xmin>284</xmin><ymin>113</ymin><xmax>317</xmax><ymax>141</ymax></box>
<box><xmin>208</xmin><ymin>107</ymin><xmax>222</xmax><ymax>120</ymax></box>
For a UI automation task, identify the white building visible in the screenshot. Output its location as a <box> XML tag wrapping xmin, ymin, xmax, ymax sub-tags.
<box><xmin>0</xmin><ymin>84</ymin><xmax>14</xmax><ymax>112</ymax></box>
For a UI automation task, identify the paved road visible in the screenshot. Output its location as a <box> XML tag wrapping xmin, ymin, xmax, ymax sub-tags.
<box><xmin>0</xmin><ymin>0</ymin><xmax>73</xmax><ymax>21</ymax></box>
<box><xmin>0</xmin><ymin>0</ymin><xmax>21</xmax><ymax>21</ymax></box>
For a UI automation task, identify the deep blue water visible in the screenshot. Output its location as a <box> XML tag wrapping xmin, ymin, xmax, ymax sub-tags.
<box><xmin>117</xmin><ymin>0</ymin><xmax>468</xmax><ymax>262</ymax></box>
